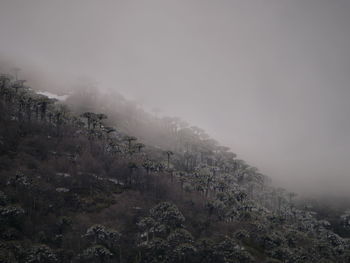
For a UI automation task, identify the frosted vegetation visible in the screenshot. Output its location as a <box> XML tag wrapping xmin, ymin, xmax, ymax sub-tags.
<box><xmin>0</xmin><ymin>73</ymin><xmax>349</xmax><ymax>262</ymax></box>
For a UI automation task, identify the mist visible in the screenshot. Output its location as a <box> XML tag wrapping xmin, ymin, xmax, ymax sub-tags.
<box><xmin>1</xmin><ymin>0</ymin><xmax>350</xmax><ymax>196</ymax></box>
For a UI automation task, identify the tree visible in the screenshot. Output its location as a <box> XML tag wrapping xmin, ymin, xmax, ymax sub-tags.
<box><xmin>138</xmin><ymin>202</ymin><xmax>186</xmax><ymax>244</ymax></box>
<box><xmin>82</xmin><ymin>245</ymin><xmax>113</xmax><ymax>263</ymax></box>
<box><xmin>196</xmin><ymin>239</ymin><xmax>217</xmax><ymax>263</ymax></box>
<box><xmin>165</xmin><ymin>151</ymin><xmax>174</xmax><ymax>169</ymax></box>
<box><xmin>97</xmin><ymin>113</ymin><xmax>108</xmax><ymax>128</ymax></box>
<box><xmin>135</xmin><ymin>142</ymin><xmax>145</xmax><ymax>153</ymax></box>
<box><xmin>0</xmin><ymin>205</ymin><xmax>25</xmax><ymax>228</ymax></box>
<box><xmin>141</xmin><ymin>238</ymin><xmax>169</xmax><ymax>263</ymax></box>
<box><xmin>196</xmin><ymin>166</ymin><xmax>215</xmax><ymax>197</ymax></box>
<box><xmin>137</xmin><ymin>217</ymin><xmax>159</xmax><ymax>244</ymax></box>
<box><xmin>341</xmin><ymin>210</ymin><xmax>350</xmax><ymax>230</ymax></box>
<box><xmin>84</xmin><ymin>224</ymin><xmax>121</xmax><ymax>249</ymax></box>
<box><xmin>149</xmin><ymin>202</ymin><xmax>185</xmax><ymax>232</ymax></box>
<box><xmin>171</xmin><ymin>243</ymin><xmax>197</xmax><ymax>263</ymax></box>
<box><xmin>124</xmin><ymin>135</ymin><xmax>137</xmax><ymax>152</ymax></box>
<box><xmin>25</xmin><ymin>245</ymin><xmax>58</xmax><ymax>263</ymax></box>
<box><xmin>37</xmin><ymin>96</ymin><xmax>57</xmax><ymax>121</ymax></box>
<box><xmin>142</xmin><ymin>160</ymin><xmax>154</xmax><ymax>174</ymax></box>
<box><xmin>214</xmin><ymin>237</ymin><xmax>254</xmax><ymax>263</ymax></box>
<box><xmin>11</xmin><ymin>79</ymin><xmax>26</xmax><ymax>93</ymax></box>
<box><xmin>81</xmin><ymin>112</ymin><xmax>96</xmax><ymax>129</ymax></box>
<box><xmin>167</xmin><ymin>229</ymin><xmax>197</xmax><ymax>262</ymax></box>
<box><xmin>0</xmin><ymin>191</ymin><xmax>7</xmax><ymax>206</ymax></box>
<box><xmin>138</xmin><ymin>203</ymin><xmax>196</xmax><ymax>263</ymax></box>
<box><xmin>0</xmin><ymin>74</ymin><xmax>12</xmax><ymax>94</ymax></box>
<box><xmin>84</xmin><ymin>225</ymin><xmax>121</xmax><ymax>262</ymax></box>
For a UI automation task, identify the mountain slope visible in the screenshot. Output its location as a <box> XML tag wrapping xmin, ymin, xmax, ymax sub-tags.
<box><xmin>0</xmin><ymin>73</ymin><xmax>349</xmax><ymax>262</ymax></box>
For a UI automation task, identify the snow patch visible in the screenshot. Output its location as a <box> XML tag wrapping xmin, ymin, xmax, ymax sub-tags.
<box><xmin>37</xmin><ymin>91</ymin><xmax>69</xmax><ymax>101</ymax></box>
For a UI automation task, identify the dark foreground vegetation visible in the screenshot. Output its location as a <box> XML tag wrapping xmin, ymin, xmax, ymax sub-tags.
<box><xmin>0</xmin><ymin>73</ymin><xmax>349</xmax><ymax>262</ymax></box>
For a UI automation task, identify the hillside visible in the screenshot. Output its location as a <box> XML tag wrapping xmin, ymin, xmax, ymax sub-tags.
<box><xmin>0</xmin><ymin>73</ymin><xmax>350</xmax><ymax>263</ymax></box>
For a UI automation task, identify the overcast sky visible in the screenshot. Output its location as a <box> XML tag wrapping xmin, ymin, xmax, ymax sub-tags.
<box><xmin>1</xmin><ymin>0</ymin><xmax>350</xmax><ymax>195</ymax></box>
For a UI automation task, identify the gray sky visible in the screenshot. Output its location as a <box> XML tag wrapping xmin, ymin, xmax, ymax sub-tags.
<box><xmin>1</xmin><ymin>0</ymin><xmax>350</xmax><ymax>195</ymax></box>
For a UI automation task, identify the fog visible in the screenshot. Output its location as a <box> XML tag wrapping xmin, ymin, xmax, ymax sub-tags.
<box><xmin>1</xmin><ymin>0</ymin><xmax>350</xmax><ymax>196</ymax></box>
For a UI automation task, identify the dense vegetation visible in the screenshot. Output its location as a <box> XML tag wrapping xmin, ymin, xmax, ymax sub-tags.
<box><xmin>0</xmin><ymin>73</ymin><xmax>350</xmax><ymax>262</ymax></box>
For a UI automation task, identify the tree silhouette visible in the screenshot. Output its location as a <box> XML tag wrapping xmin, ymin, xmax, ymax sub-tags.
<box><xmin>165</xmin><ymin>150</ymin><xmax>174</xmax><ymax>169</ymax></box>
<box><xmin>81</xmin><ymin>112</ymin><xmax>96</xmax><ymax>129</ymax></box>
<box><xmin>97</xmin><ymin>113</ymin><xmax>108</xmax><ymax>128</ymax></box>
<box><xmin>124</xmin><ymin>135</ymin><xmax>137</xmax><ymax>152</ymax></box>
<box><xmin>135</xmin><ymin>142</ymin><xmax>145</xmax><ymax>153</ymax></box>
